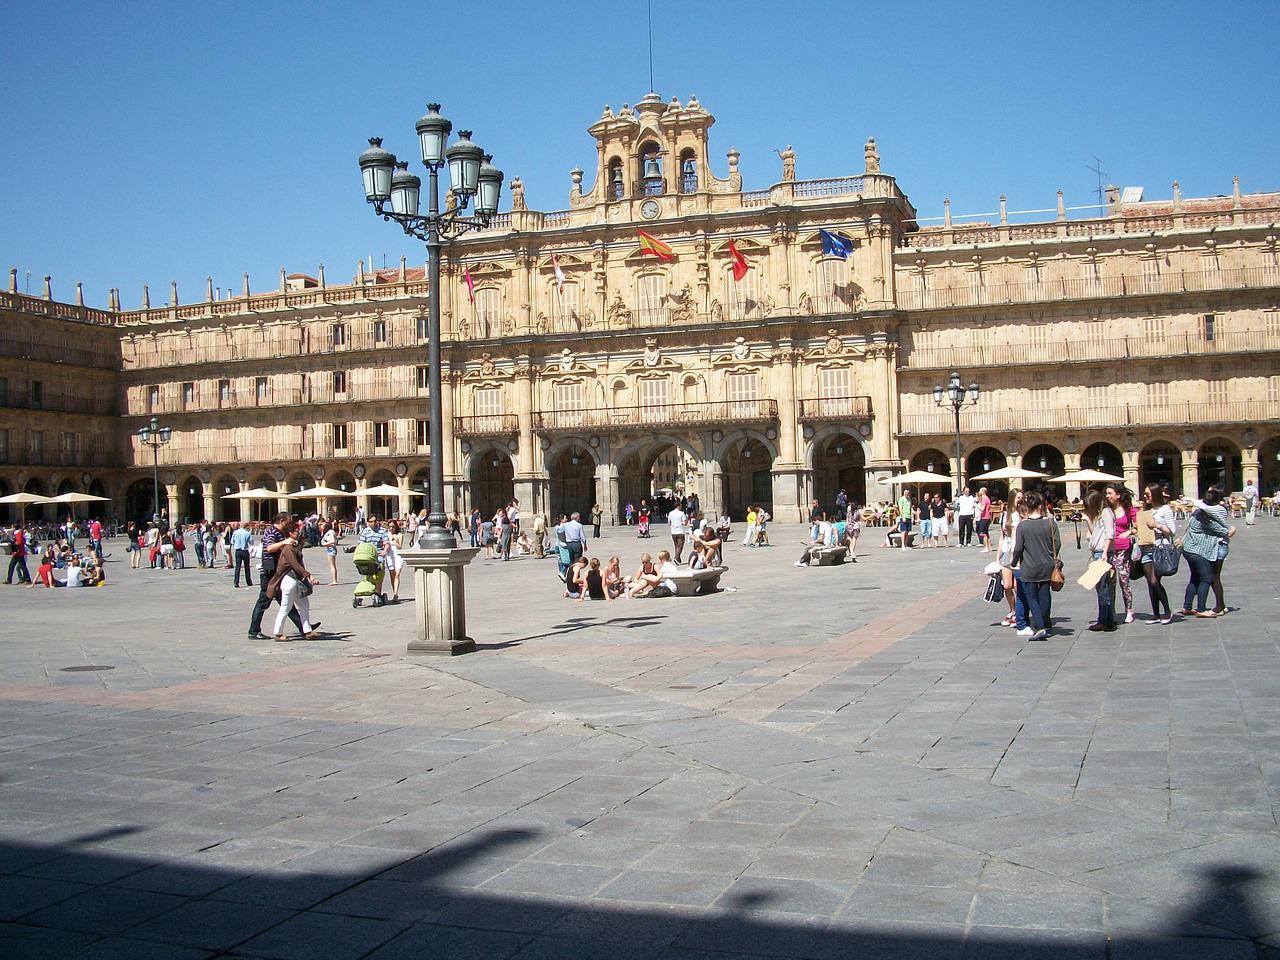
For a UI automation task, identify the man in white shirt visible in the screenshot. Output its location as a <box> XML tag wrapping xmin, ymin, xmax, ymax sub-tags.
<box><xmin>955</xmin><ymin>487</ymin><xmax>977</xmax><ymax>547</ymax></box>
<box><xmin>1242</xmin><ymin>480</ymin><xmax>1258</xmax><ymax>526</ymax></box>
<box><xmin>667</xmin><ymin>504</ymin><xmax>688</xmax><ymax>563</ymax></box>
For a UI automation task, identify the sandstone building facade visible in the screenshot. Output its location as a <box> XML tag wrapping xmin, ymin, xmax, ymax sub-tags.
<box><xmin>3</xmin><ymin>93</ymin><xmax>1278</xmax><ymax>525</ymax></box>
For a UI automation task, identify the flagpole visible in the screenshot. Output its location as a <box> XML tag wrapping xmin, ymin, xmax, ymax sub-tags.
<box><xmin>647</xmin><ymin>0</ymin><xmax>655</xmax><ymax>93</ymax></box>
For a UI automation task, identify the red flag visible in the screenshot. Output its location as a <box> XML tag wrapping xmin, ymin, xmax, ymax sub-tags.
<box><xmin>637</xmin><ymin>230</ymin><xmax>675</xmax><ymax>261</ymax></box>
<box><xmin>463</xmin><ymin>265</ymin><xmax>475</xmax><ymax>303</ymax></box>
<box><xmin>728</xmin><ymin>239</ymin><xmax>749</xmax><ymax>282</ymax></box>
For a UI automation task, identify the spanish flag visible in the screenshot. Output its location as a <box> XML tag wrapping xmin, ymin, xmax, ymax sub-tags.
<box><xmin>637</xmin><ymin>230</ymin><xmax>675</xmax><ymax>261</ymax></box>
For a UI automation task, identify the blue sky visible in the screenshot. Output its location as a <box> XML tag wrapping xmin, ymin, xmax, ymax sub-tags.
<box><xmin>3</xmin><ymin>0</ymin><xmax>1277</xmax><ymax>308</ymax></box>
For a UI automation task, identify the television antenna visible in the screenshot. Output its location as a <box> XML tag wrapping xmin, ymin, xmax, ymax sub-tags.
<box><xmin>1087</xmin><ymin>155</ymin><xmax>1106</xmax><ymax>211</ymax></box>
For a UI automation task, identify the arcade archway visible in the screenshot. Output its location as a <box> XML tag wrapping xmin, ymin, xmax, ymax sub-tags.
<box><xmin>469</xmin><ymin>449</ymin><xmax>514</xmax><ymax>517</ymax></box>
<box><xmin>721</xmin><ymin>436</ymin><xmax>774</xmax><ymax>520</ymax></box>
<box><xmin>1198</xmin><ymin>438</ymin><xmax>1242</xmax><ymax>495</ymax></box>
<box><xmin>812</xmin><ymin>433</ymin><xmax>866</xmax><ymax>516</ymax></box>
<box><xmin>1139</xmin><ymin>442</ymin><xmax>1182</xmax><ymax>497</ymax></box>
<box><xmin>549</xmin><ymin>446</ymin><xmax>597</xmax><ymax>521</ymax></box>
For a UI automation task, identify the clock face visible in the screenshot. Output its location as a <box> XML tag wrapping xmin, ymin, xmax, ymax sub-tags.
<box><xmin>640</xmin><ymin>198</ymin><xmax>660</xmax><ymax>220</ymax></box>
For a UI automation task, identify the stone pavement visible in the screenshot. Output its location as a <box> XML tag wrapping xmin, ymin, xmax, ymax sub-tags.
<box><xmin>1</xmin><ymin>522</ymin><xmax>1278</xmax><ymax>958</ymax></box>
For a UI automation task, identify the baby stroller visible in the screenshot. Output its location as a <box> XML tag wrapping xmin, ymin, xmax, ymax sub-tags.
<box><xmin>351</xmin><ymin>542</ymin><xmax>387</xmax><ymax>608</ymax></box>
<box><xmin>637</xmin><ymin>514</ymin><xmax>651</xmax><ymax>538</ymax></box>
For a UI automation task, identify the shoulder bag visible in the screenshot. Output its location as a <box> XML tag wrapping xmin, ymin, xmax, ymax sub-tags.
<box><xmin>1049</xmin><ymin>521</ymin><xmax>1066</xmax><ymax>592</ymax></box>
<box><xmin>1152</xmin><ymin>540</ymin><xmax>1181</xmax><ymax>577</ymax></box>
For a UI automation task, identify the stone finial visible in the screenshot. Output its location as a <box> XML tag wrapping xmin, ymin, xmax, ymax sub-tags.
<box><xmin>509</xmin><ymin>176</ymin><xmax>527</xmax><ymax>211</ymax></box>
<box><xmin>1232</xmin><ymin>176</ymin><xmax>1242</xmax><ymax>207</ymax></box>
<box><xmin>943</xmin><ymin>198</ymin><xmax>952</xmax><ymax>227</ymax></box>
<box><xmin>687</xmin><ymin>95</ymin><xmax>701</xmax><ymax>112</ymax></box>
<box><xmin>170</xmin><ymin>280</ymin><xmax>178</xmax><ymax>306</ymax></box>
<box><xmin>279</xmin><ymin>267</ymin><xmax>288</xmax><ymax>292</ymax></box>
<box><xmin>398</xmin><ymin>255</ymin><xmax>407</xmax><ymax>282</ymax></box>
<box><xmin>356</xmin><ymin>259</ymin><xmax>366</xmax><ymax>284</ymax></box>
<box><xmin>142</xmin><ymin>283</ymin><xmax>150</xmax><ymax>309</ymax></box>
<box><xmin>75</xmin><ymin>281</ymin><xmax>83</xmax><ymax>306</ymax></box>
<box><xmin>999</xmin><ymin>194</ymin><xmax>1008</xmax><ymax>225</ymax></box>
<box><xmin>727</xmin><ymin>147</ymin><xmax>740</xmax><ymax>172</ymax></box>
<box><xmin>779</xmin><ymin>144</ymin><xmax>795</xmax><ymax>182</ymax></box>
<box><xmin>1172</xmin><ymin>180</ymin><xmax>1182</xmax><ymax>210</ymax></box>
<box><xmin>318</xmin><ymin>263</ymin><xmax>326</xmax><ymax>288</ymax></box>
<box><xmin>8</xmin><ymin>267</ymin><xmax>16</xmax><ymax>293</ymax></box>
<box><xmin>864</xmin><ymin>137</ymin><xmax>880</xmax><ymax>174</ymax></box>
<box><xmin>242</xmin><ymin>273</ymin><xmax>251</xmax><ymax>298</ymax></box>
<box><xmin>1056</xmin><ymin>190</ymin><xmax>1066</xmax><ymax>220</ymax></box>
<box><xmin>41</xmin><ymin>275</ymin><xmax>51</xmax><ymax>300</ymax></box>
<box><xmin>670</xmin><ymin>96</ymin><xmax>683</xmax><ymax>110</ymax></box>
<box><xmin>205</xmin><ymin>276</ymin><xmax>213</xmax><ymax>302</ymax></box>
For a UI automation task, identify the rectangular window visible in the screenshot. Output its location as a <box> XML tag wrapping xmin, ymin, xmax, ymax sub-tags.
<box><xmin>551</xmin><ymin>280</ymin><xmax>581</xmax><ymax>329</ymax></box>
<box><xmin>727</xmin><ymin>371</ymin><xmax>760</xmax><ymax>417</ymax></box>
<box><xmin>61</xmin><ymin>432</ymin><xmax>78</xmax><ymax>465</ymax></box>
<box><xmin>31</xmin><ymin>380</ymin><xmax>43</xmax><ymax>410</ymax></box>
<box><xmin>255</xmin><ymin>377</ymin><xmax>268</xmax><ymax>404</ymax></box>
<box><xmin>475</xmin><ymin>287</ymin><xmax>502</xmax><ymax>337</ymax></box>
<box><xmin>0</xmin><ymin>377</ymin><xmax>7</xmax><ymax>406</ymax></box>
<box><xmin>333</xmin><ymin>423</ymin><xmax>348</xmax><ymax>451</ymax></box>
<box><xmin>416</xmin><ymin>365</ymin><xmax>430</xmax><ymax>392</ymax></box>
<box><xmin>815</xmin><ymin>258</ymin><xmax>849</xmax><ymax>313</ymax></box>
<box><xmin>553</xmin><ymin>381</ymin><xmax>584</xmax><ymax>411</ymax></box>
<box><xmin>0</xmin><ymin>428</ymin><xmax>8</xmax><ymax>463</ymax></box>
<box><xmin>1206</xmin><ymin>379</ymin><xmax>1228</xmax><ymax>407</ymax></box>
<box><xmin>637</xmin><ymin>377</ymin><xmax>669</xmax><ymax>423</ymax></box>
<box><xmin>182</xmin><ymin>382</ymin><xmax>194</xmax><ymax>410</ymax></box>
<box><xmin>1268</xmin><ymin>375</ymin><xmax>1280</xmax><ymax>407</ymax></box>
<box><xmin>416</xmin><ymin>418</ymin><xmax>429</xmax><ymax>449</ymax></box>
<box><xmin>218</xmin><ymin>379</ymin><xmax>230</xmax><ymax>408</ymax></box>
<box><xmin>416</xmin><ymin>314</ymin><xmax>430</xmax><ymax>340</ymax></box>
<box><xmin>333</xmin><ymin>371</ymin><xmax>348</xmax><ymax>395</ymax></box>
<box><xmin>726</xmin><ymin>264</ymin><xmax>759</xmax><ymax>320</ymax></box>
<box><xmin>636</xmin><ymin>274</ymin><xmax>668</xmax><ymax>326</ymax></box>
<box><xmin>29</xmin><ymin>430</ymin><xmax>44</xmax><ymax>464</ymax></box>
<box><xmin>1028</xmin><ymin>388</ymin><xmax>1051</xmax><ymax>410</ymax></box>
<box><xmin>1203</xmin><ymin>313</ymin><xmax>1216</xmax><ymax>342</ymax></box>
<box><xmin>332</xmin><ymin>323</ymin><xmax>347</xmax><ymax>348</ymax></box>
<box><xmin>372</xmin><ymin>319</ymin><xmax>387</xmax><ymax>344</ymax></box>
<box><xmin>1025</xmin><ymin>325</ymin><xmax>1049</xmax><ymax>353</ymax></box>
<box><xmin>1264</xmin><ymin>309</ymin><xmax>1280</xmax><ymax>339</ymax></box>
<box><xmin>474</xmin><ymin>386</ymin><xmax>502</xmax><ymax>432</ymax></box>
<box><xmin>374</xmin><ymin>421</ymin><xmax>390</xmax><ymax>449</ymax></box>
<box><xmin>818</xmin><ymin>366</ymin><xmax>852</xmax><ymax>398</ymax></box>
<box><xmin>147</xmin><ymin>385</ymin><xmax>160</xmax><ymax>413</ymax></box>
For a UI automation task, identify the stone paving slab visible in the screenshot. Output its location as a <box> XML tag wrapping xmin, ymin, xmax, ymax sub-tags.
<box><xmin>1</xmin><ymin>523</ymin><xmax>1278</xmax><ymax>955</ymax></box>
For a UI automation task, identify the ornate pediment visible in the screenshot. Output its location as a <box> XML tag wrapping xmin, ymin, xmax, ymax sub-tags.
<box><xmin>537</xmin><ymin>347</ymin><xmax>598</xmax><ymax>378</ymax></box>
<box><xmin>623</xmin><ymin>337</ymin><xmax>683</xmax><ymax>373</ymax></box>
<box><xmin>468</xmin><ymin>260</ymin><xmax>513</xmax><ymax>278</ymax></box>
<box><xmin>711</xmin><ymin>237</ymin><xmax>768</xmax><ymax>257</ymax></box>
<box><xmin>538</xmin><ymin>253</ymin><xmax>589</xmax><ymax>270</ymax></box>
<box><xmin>804</xmin><ymin>329</ymin><xmax>871</xmax><ymax>361</ymax></box>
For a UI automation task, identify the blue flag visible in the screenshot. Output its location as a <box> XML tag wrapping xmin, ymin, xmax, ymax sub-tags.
<box><xmin>819</xmin><ymin>228</ymin><xmax>854</xmax><ymax>260</ymax></box>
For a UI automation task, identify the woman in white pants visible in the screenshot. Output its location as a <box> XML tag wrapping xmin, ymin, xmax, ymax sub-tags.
<box><xmin>267</xmin><ymin>521</ymin><xmax>319</xmax><ymax>641</ymax></box>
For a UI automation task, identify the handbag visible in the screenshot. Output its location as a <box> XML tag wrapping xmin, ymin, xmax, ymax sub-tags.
<box><xmin>1049</xmin><ymin>522</ymin><xmax>1066</xmax><ymax>592</ymax></box>
<box><xmin>982</xmin><ymin>574</ymin><xmax>1003</xmax><ymax>603</ymax></box>
<box><xmin>1152</xmin><ymin>540</ymin><xmax>1181</xmax><ymax>577</ymax></box>
<box><xmin>295</xmin><ymin>578</ymin><xmax>313</xmax><ymax>598</ymax></box>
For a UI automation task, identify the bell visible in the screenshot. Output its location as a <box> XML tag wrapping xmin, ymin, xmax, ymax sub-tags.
<box><xmin>643</xmin><ymin>156</ymin><xmax>662</xmax><ymax>180</ymax></box>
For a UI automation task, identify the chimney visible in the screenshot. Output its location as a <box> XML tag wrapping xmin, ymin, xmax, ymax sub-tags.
<box><xmin>943</xmin><ymin>198</ymin><xmax>952</xmax><ymax>228</ymax></box>
<box><xmin>142</xmin><ymin>283</ymin><xmax>150</xmax><ymax>309</ymax></box>
<box><xmin>318</xmin><ymin>263</ymin><xmax>326</xmax><ymax>289</ymax></box>
<box><xmin>75</xmin><ymin>281</ymin><xmax>84</xmax><ymax>306</ymax></box>
<box><xmin>170</xmin><ymin>280</ymin><xmax>178</xmax><ymax>306</ymax></box>
<box><xmin>242</xmin><ymin>273</ymin><xmax>251</xmax><ymax>298</ymax></box>
<box><xmin>42</xmin><ymin>276</ymin><xmax>52</xmax><ymax>300</ymax></box>
<box><xmin>206</xmin><ymin>276</ymin><xmax>214</xmax><ymax>302</ymax></box>
<box><xmin>7</xmin><ymin>268</ymin><xmax>15</xmax><ymax>293</ymax></box>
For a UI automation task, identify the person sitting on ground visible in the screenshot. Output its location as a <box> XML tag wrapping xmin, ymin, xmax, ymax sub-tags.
<box><xmin>654</xmin><ymin>549</ymin><xmax>679</xmax><ymax>597</ymax></box>
<box><xmin>564</xmin><ymin>554</ymin><xmax>588</xmax><ymax>599</ymax></box>
<box><xmin>32</xmin><ymin>545</ymin><xmax>57</xmax><ymax>589</ymax></box>
<box><xmin>576</xmin><ymin>556</ymin><xmax>609</xmax><ymax>601</ymax></box>
<box><xmin>64</xmin><ymin>554</ymin><xmax>85</xmax><ymax>588</ymax></box>
<box><xmin>604</xmin><ymin>556</ymin><xmax>626</xmax><ymax>599</ymax></box>
<box><xmin>79</xmin><ymin>551</ymin><xmax>105</xmax><ymax>586</ymax></box>
<box><xmin>627</xmin><ymin>553</ymin><xmax>660</xmax><ymax>598</ymax></box>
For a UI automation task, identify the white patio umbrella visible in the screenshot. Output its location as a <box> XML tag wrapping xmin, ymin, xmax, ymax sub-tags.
<box><xmin>221</xmin><ymin>487</ymin><xmax>279</xmax><ymax>500</ymax></box>
<box><xmin>0</xmin><ymin>491</ymin><xmax>54</xmax><ymax>524</ymax></box>
<box><xmin>1048</xmin><ymin>469</ymin><xmax>1126</xmax><ymax>484</ymax></box>
<box><xmin>969</xmin><ymin>465</ymin><xmax>1049</xmax><ymax>482</ymax></box>
<box><xmin>287</xmin><ymin>485</ymin><xmax>356</xmax><ymax>499</ymax></box>
<box><xmin>878</xmin><ymin>469</ymin><xmax>954</xmax><ymax>501</ymax></box>
<box><xmin>49</xmin><ymin>492</ymin><xmax>110</xmax><ymax>504</ymax></box>
<box><xmin>361</xmin><ymin>483</ymin><xmax>404</xmax><ymax>517</ymax></box>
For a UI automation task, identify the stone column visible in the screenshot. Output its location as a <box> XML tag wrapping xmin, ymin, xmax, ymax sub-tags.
<box><xmin>397</xmin><ymin>475</ymin><xmax>411</xmax><ymax>519</ymax></box>
<box><xmin>512</xmin><ymin>364</ymin><xmax>539</xmax><ymax>512</ymax></box>
<box><xmin>1122</xmin><ymin>451</ymin><xmax>1140</xmax><ymax>495</ymax></box>
<box><xmin>1242</xmin><ymin>445</ymin><xmax>1260</xmax><ymax>487</ymax></box>
<box><xmin>202</xmin><ymin>482</ymin><xmax>215</xmax><ymax>525</ymax></box>
<box><xmin>1181</xmin><ymin>450</ymin><xmax>1200</xmax><ymax>498</ymax></box>
<box><xmin>238</xmin><ymin>481</ymin><xmax>251</xmax><ymax>523</ymax></box>
<box><xmin>700</xmin><ymin>457</ymin><xmax>724</xmax><ymax>521</ymax></box>
<box><xmin>275</xmin><ymin>480</ymin><xmax>289</xmax><ymax>518</ymax></box>
<box><xmin>402</xmin><ymin>546</ymin><xmax>481</xmax><ymax>656</ymax></box>
<box><xmin>1063</xmin><ymin>451</ymin><xmax>1083</xmax><ymax>502</ymax></box>
<box><xmin>355</xmin><ymin>477</ymin><xmax>369</xmax><ymax>522</ymax></box>
<box><xmin>596</xmin><ymin>459</ymin><xmax>619</xmax><ymax>526</ymax></box>
<box><xmin>771</xmin><ymin>345</ymin><xmax>805</xmax><ymax>520</ymax></box>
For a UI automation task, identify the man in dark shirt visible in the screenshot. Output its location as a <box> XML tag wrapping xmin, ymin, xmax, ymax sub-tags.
<box><xmin>5</xmin><ymin>528</ymin><xmax>31</xmax><ymax>584</ymax></box>
<box><xmin>247</xmin><ymin>513</ymin><xmax>314</xmax><ymax>639</ymax></box>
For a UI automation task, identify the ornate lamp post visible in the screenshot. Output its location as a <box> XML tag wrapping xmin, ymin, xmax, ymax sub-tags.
<box><xmin>137</xmin><ymin>415</ymin><xmax>172</xmax><ymax>522</ymax></box>
<box><xmin>359</xmin><ymin>104</ymin><xmax>503</xmax><ymax>655</ymax></box>
<box><xmin>932</xmin><ymin>370</ymin><xmax>979</xmax><ymax>493</ymax></box>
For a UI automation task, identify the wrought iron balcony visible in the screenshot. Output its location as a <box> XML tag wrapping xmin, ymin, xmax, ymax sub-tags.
<box><xmin>534</xmin><ymin>399</ymin><xmax>777</xmax><ymax>433</ymax></box>
<box><xmin>453</xmin><ymin>414</ymin><xmax>519</xmax><ymax>437</ymax></box>
<box><xmin>797</xmin><ymin>395</ymin><xmax>874</xmax><ymax>423</ymax></box>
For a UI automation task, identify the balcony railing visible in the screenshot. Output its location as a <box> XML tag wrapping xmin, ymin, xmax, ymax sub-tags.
<box><xmin>535</xmin><ymin>399</ymin><xmax>778</xmax><ymax>433</ymax></box>
<box><xmin>897</xmin><ymin>399</ymin><xmax>1280</xmax><ymax>436</ymax></box>
<box><xmin>130</xmin><ymin>381</ymin><xmax>427</xmax><ymax>416</ymax></box>
<box><xmin>0</xmin><ymin>333</ymin><xmax>120</xmax><ymax>370</ymax></box>
<box><xmin>897</xmin><ymin>267</ymin><xmax>1280</xmax><ymax>313</ymax></box>
<box><xmin>798</xmin><ymin>395</ymin><xmax>874</xmax><ymax>423</ymax></box>
<box><xmin>2</xmin><ymin>392</ymin><xmax>119</xmax><ymax>416</ymax></box>
<box><xmin>454</xmin><ymin>414</ymin><xmax>519</xmax><ymax>437</ymax></box>
<box><xmin>901</xmin><ymin>328</ymin><xmax>1280</xmax><ymax>370</ymax></box>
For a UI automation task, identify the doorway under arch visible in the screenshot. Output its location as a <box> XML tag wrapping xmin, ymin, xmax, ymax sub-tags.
<box><xmin>1024</xmin><ymin>444</ymin><xmax>1065</xmax><ymax>501</ymax></box>
<box><xmin>617</xmin><ymin>438</ymin><xmax>699</xmax><ymax>521</ymax></box>
<box><xmin>549</xmin><ymin>446</ymin><xmax>596</xmax><ymax>521</ymax></box>
<box><xmin>212</xmin><ymin>475</ymin><xmax>239</xmax><ymax>521</ymax></box>
<box><xmin>470</xmin><ymin>450</ymin><xmax>514</xmax><ymax>517</ymax></box>
<box><xmin>1139</xmin><ymin>443</ymin><xmax>1182</xmax><ymax>497</ymax></box>
<box><xmin>721</xmin><ymin>436</ymin><xmax>774</xmax><ymax>520</ymax></box>
<box><xmin>1198</xmin><ymin>438</ymin><xmax>1242</xmax><ymax>495</ymax></box>
<box><xmin>179</xmin><ymin>475</ymin><xmax>205</xmax><ymax>523</ymax></box>
<box><xmin>1259</xmin><ymin>436</ymin><xmax>1280</xmax><ymax>496</ymax></box>
<box><xmin>0</xmin><ymin>478</ymin><xmax>12</xmax><ymax>525</ymax></box>
<box><xmin>124</xmin><ymin>478</ymin><xmax>164</xmax><ymax>525</ymax></box>
<box><xmin>812</xmin><ymin>434</ymin><xmax>866</xmax><ymax>516</ymax></box>
<box><xmin>966</xmin><ymin>446</ymin><xmax>1008</xmax><ymax>501</ymax></box>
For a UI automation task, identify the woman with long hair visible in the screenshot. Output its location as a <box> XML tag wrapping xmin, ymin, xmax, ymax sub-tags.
<box><xmin>1139</xmin><ymin>484</ymin><xmax>1177</xmax><ymax>624</ymax></box>
<box><xmin>997</xmin><ymin>490</ymin><xmax>1025</xmax><ymax>627</ymax></box>
<box><xmin>1180</xmin><ymin>486</ymin><xmax>1231</xmax><ymax>618</ymax></box>
<box><xmin>1010</xmin><ymin>490</ymin><xmax>1061</xmax><ymax>641</ymax></box>
<box><xmin>1105</xmin><ymin>485</ymin><xmax>1138</xmax><ymax>624</ymax></box>
<box><xmin>1083</xmin><ymin>489</ymin><xmax>1116</xmax><ymax>632</ymax></box>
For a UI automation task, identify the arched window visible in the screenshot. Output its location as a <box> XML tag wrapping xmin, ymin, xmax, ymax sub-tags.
<box><xmin>814</xmin><ymin>258</ymin><xmax>851</xmax><ymax>314</ymax></box>
<box><xmin>474</xmin><ymin>287</ymin><xmax>502</xmax><ymax>337</ymax></box>
<box><xmin>679</xmin><ymin>149</ymin><xmax>698</xmax><ymax>193</ymax></box>
<box><xmin>636</xmin><ymin>274</ymin><xmax>668</xmax><ymax>326</ymax></box>
<box><xmin>639</xmin><ymin>141</ymin><xmax>664</xmax><ymax>196</ymax></box>
<box><xmin>725</xmin><ymin>262</ymin><xmax>759</xmax><ymax>320</ymax></box>
<box><xmin>608</xmin><ymin>157</ymin><xmax>624</xmax><ymax>200</ymax></box>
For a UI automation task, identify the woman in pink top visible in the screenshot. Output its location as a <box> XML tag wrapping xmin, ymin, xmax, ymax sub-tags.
<box><xmin>1105</xmin><ymin>485</ymin><xmax>1138</xmax><ymax>623</ymax></box>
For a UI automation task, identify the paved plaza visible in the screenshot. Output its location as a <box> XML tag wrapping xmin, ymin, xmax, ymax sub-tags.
<box><xmin>1</xmin><ymin>522</ymin><xmax>1279</xmax><ymax>958</ymax></box>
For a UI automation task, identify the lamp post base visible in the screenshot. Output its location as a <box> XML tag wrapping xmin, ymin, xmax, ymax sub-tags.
<box><xmin>401</xmin><ymin>546</ymin><xmax>480</xmax><ymax>656</ymax></box>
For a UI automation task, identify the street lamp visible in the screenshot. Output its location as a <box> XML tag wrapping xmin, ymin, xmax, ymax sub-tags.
<box><xmin>360</xmin><ymin>103</ymin><xmax>503</xmax><ymax>656</ymax></box>
<box><xmin>932</xmin><ymin>370</ymin><xmax>979</xmax><ymax>492</ymax></box>
<box><xmin>359</xmin><ymin>104</ymin><xmax>503</xmax><ymax>551</ymax></box>
<box><xmin>137</xmin><ymin>415</ymin><xmax>172</xmax><ymax>523</ymax></box>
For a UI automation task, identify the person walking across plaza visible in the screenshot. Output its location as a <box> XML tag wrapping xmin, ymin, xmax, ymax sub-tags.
<box><xmin>590</xmin><ymin>503</ymin><xmax>602</xmax><ymax>539</ymax></box>
<box><xmin>1139</xmin><ymin>484</ymin><xmax>1177</xmax><ymax>624</ymax></box>
<box><xmin>1011</xmin><ymin>490</ymin><xmax>1060</xmax><ymax>641</ymax></box>
<box><xmin>667</xmin><ymin>500</ymin><xmax>689</xmax><ymax>563</ymax></box>
<box><xmin>559</xmin><ymin>511</ymin><xmax>587</xmax><ymax>567</ymax></box>
<box><xmin>955</xmin><ymin>486</ymin><xmax>976</xmax><ymax>547</ymax></box>
<box><xmin>1083</xmin><ymin>489</ymin><xmax>1116</xmax><ymax>632</ymax></box>
<box><xmin>5</xmin><ymin>526</ymin><xmax>31</xmax><ymax>585</ymax></box>
<box><xmin>896</xmin><ymin>491</ymin><xmax>913</xmax><ymax>550</ymax></box>
<box><xmin>977</xmin><ymin>486</ymin><xmax>993</xmax><ymax>552</ymax></box>
<box><xmin>1105</xmin><ymin>485</ymin><xmax>1138</xmax><ymax>623</ymax></box>
<box><xmin>1242</xmin><ymin>479</ymin><xmax>1258</xmax><ymax>526</ymax></box>
<box><xmin>267</xmin><ymin>519</ymin><xmax>319</xmax><ymax>641</ymax></box>
<box><xmin>230</xmin><ymin>520</ymin><xmax>253</xmax><ymax>587</ymax></box>
<box><xmin>741</xmin><ymin>504</ymin><xmax>757</xmax><ymax>547</ymax></box>
<box><xmin>247</xmin><ymin>512</ymin><xmax>310</xmax><ymax>640</ymax></box>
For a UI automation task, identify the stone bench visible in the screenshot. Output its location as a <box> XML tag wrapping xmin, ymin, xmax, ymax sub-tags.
<box><xmin>810</xmin><ymin>545</ymin><xmax>849</xmax><ymax>566</ymax></box>
<box><xmin>666</xmin><ymin>565</ymin><xmax>728</xmax><ymax>596</ymax></box>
